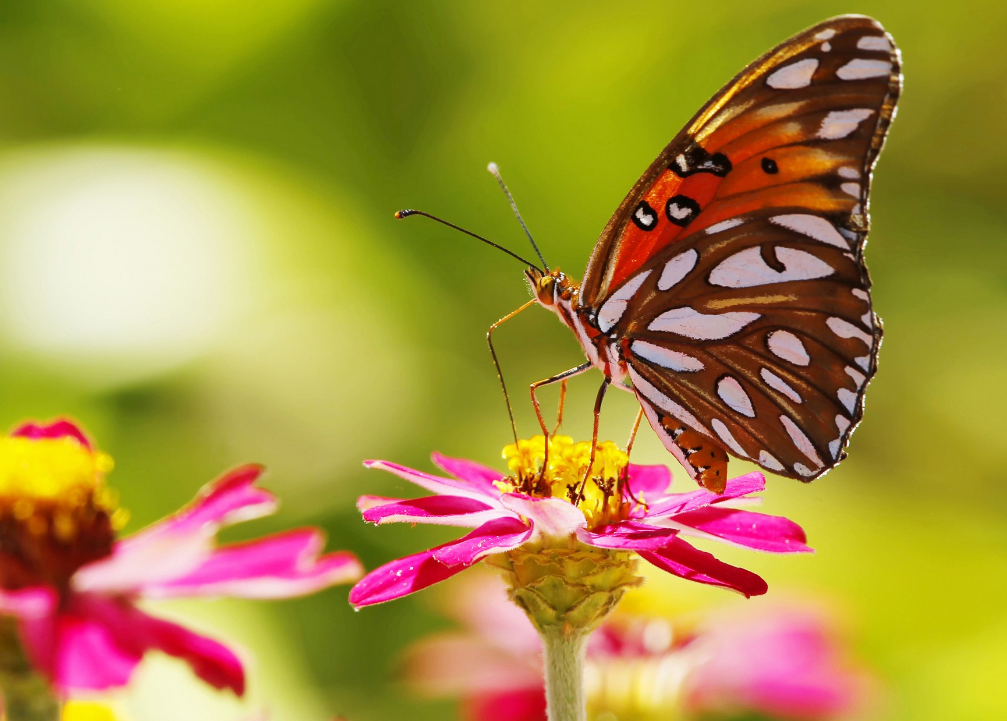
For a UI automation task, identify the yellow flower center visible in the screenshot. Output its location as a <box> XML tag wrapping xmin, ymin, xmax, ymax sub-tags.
<box><xmin>500</xmin><ymin>435</ymin><xmax>633</xmax><ymax>528</ymax></box>
<box><xmin>62</xmin><ymin>701</ymin><xmax>121</xmax><ymax>721</ymax></box>
<box><xmin>0</xmin><ymin>433</ymin><xmax>125</xmax><ymax>590</ymax></box>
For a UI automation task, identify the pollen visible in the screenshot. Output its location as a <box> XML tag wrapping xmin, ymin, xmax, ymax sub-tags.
<box><xmin>0</xmin><ymin>433</ymin><xmax>124</xmax><ymax>589</ymax></box>
<box><xmin>500</xmin><ymin>435</ymin><xmax>633</xmax><ymax>528</ymax></box>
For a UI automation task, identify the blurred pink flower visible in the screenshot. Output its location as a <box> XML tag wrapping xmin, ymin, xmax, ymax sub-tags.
<box><xmin>406</xmin><ymin>575</ymin><xmax>877</xmax><ymax>721</ymax></box>
<box><xmin>350</xmin><ymin>437</ymin><xmax>810</xmax><ymax>607</ymax></box>
<box><xmin>0</xmin><ymin>419</ymin><xmax>363</xmax><ymax>696</ymax></box>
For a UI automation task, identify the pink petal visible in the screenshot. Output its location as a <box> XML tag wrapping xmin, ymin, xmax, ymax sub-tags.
<box><xmin>625</xmin><ymin>463</ymin><xmax>672</xmax><ymax>503</ymax></box>
<box><xmin>432</xmin><ymin>518</ymin><xmax>532</xmax><ymax>566</ymax></box>
<box><xmin>405</xmin><ymin>633</ymin><xmax>542</xmax><ymax>695</ymax></box>
<box><xmin>350</xmin><ymin>517</ymin><xmax>532</xmax><ymax>608</ymax></box>
<box><xmin>579</xmin><ymin>523</ymin><xmax>680</xmax><ymax>551</ymax></box>
<box><xmin>639</xmin><ymin>537</ymin><xmax>768</xmax><ymax>597</ymax></box>
<box><xmin>365</xmin><ymin>460</ymin><xmax>501</xmax><ymax>502</ymax></box>
<box><xmin>357</xmin><ymin>495</ymin><xmax>400</xmax><ymax>512</ymax></box>
<box><xmin>50</xmin><ymin>610</ymin><xmax>140</xmax><ymax>691</ymax></box>
<box><xmin>641</xmin><ymin>472</ymin><xmax>766</xmax><ymax>519</ymax></box>
<box><xmin>350</xmin><ymin>547</ymin><xmax>468</xmax><ymax>608</ymax></box>
<box><xmin>361</xmin><ymin>495</ymin><xmax>506</xmax><ymax>528</ymax></box>
<box><xmin>431</xmin><ymin>452</ymin><xmax>504</xmax><ymax>492</ymax></box>
<box><xmin>137</xmin><ymin>529</ymin><xmax>363</xmax><ymax>599</ymax></box>
<box><xmin>499</xmin><ymin>494</ymin><xmax>586</xmax><ymax>539</ymax></box>
<box><xmin>685</xmin><ymin>605</ymin><xmax>872</xmax><ymax>719</ymax></box>
<box><xmin>672</xmin><ymin>507</ymin><xmax>813</xmax><ymax>554</ymax></box>
<box><xmin>74</xmin><ymin>465</ymin><xmax>276</xmax><ymax>595</ymax></box>
<box><xmin>0</xmin><ymin>586</ymin><xmax>57</xmax><ymax>618</ymax></box>
<box><xmin>11</xmin><ymin>419</ymin><xmax>92</xmax><ymax>448</ymax></box>
<box><xmin>52</xmin><ymin>595</ymin><xmax>244</xmax><ymax>695</ymax></box>
<box><xmin>464</xmin><ymin>689</ymin><xmax>547</xmax><ymax>721</ymax></box>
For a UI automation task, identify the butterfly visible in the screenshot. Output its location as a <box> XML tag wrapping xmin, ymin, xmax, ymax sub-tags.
<box><xmin>402</xmin><ymin>15</ymin><xmax>901</xmax><ymax>493</ymax></box>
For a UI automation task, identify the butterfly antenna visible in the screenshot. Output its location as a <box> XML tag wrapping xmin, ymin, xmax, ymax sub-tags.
<box><xmin>395</xmin><ymin>209</ymin><xmax>543</xmax><ymax>272</ymax></box>
<box><xmin>487</xmin><ymin>163</ymin><xmax>550</xmax><ymax>273</ymax></box>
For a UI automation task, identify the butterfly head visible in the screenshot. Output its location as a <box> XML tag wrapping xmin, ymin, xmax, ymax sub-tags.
<box><xmin>526</xmin><ymin>267</ymin><xmax>577</xmax><ymax>309</ymax></box>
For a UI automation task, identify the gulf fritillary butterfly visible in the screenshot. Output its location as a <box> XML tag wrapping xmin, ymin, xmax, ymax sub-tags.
<box><xmin>402</xmin><ymin>15</ymin><xmax>901</xmax><ymax>493</ymax></box>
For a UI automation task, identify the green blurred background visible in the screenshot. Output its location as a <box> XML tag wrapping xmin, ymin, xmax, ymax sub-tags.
<box><xmin>0</xmin><ymin>1</ymin><xmax>1002</xmax><ymax>719</ymax></box>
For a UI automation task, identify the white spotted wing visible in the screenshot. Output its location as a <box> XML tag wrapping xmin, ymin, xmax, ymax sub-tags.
<box><xmin>581</xmin><ymin>15</ymin><xmax>900</xmax><ymax>481</ymax></box>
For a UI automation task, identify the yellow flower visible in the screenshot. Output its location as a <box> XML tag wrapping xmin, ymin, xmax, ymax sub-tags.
<box><xmin>62</xmin><ymin>700</ymin><xmax>121</xmax><ymax>721</ymax></box>
<box><xmin>500</xmin><ymin>435</ymin><xmax>631</xmax><ymax>527</ymax></box>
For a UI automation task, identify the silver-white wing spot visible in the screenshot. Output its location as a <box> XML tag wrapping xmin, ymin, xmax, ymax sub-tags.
<box><xmin>760</xmin><ymin>367</ymin><xmax>803</xmax><ymax>404</ymax></box>
<box><xmin>814</xmin><ymin>29</ymin><xmax>837</xmax><ymax>41</ymax></box>
<box><xmin>826</xmin><ymin>317</ymin><xmax>874</xmax><ymax>346</ymax></box>
<box><xmin>855</xmin><ymin>355</ymin><xmax>870</xmax><ymax>371</ymax></box>
<box><xmin>708</xmin><ymin>246</ymin><xmax>834</xmax><ymax>288</ymax></box>
<box><xmin>767</xmin><ymin>58</ymin><xmax>819</xmax><ymax>89</ymax></box>
<box><xmin>837</xmin><ymin>58</ymin><xmax>893</xmax><ymax>80</ymax></box>
<box><xmin>759</xmin><ymin>450</ymin><xmax>785</xmax><ymax>472</ymax></box>
<box><xmin>767</xmin><ymin>330</ymin><xmax>810</xmax><ymax>366</ymax></box>
<box><xmin>705</xmin><ymin>218</ymin><xmax>744</xmax><ymax>235</ymax></box>
<box><xmin>841</xmin><ymin>182</ymin><xmax>861</xmax><ymax>198</ymax></box>
<box><xmin>779</xmin><ymin>415</ymin><xmax>823</xmax><ymax>467</ymax></box>
<box><xmin>794</xmin><ymin>463</ymin><xmax>816</xmax><ymax>477</ymax></box>
<box><xmin>845</xmin><ymin>365</ymin><xmax>866</xmax><ymax>388</ymax></box>
<box><xmin>770</xmin><ymin>214</ymin><xmax>849</xmax><ymax>249</ymax></box>
<box><xmin>852</xmin><ymin>288</ymin><xmax>869</xmax><ymax>302</ymax></box>
<box><xmin>837</xmin><ymin>388</ymin><xmax>857</xmax><ymax>413</ymax></box>
<box><xmin>597</xmin><ymin>270</ymin><xmax>652</xmax><ymax>333</ymax></box>
<box><xmin>862</xmin><ymin>311</ymin><xmax>874</xmax><ymax>328</ymax></box>
<box><xmin>712</xmin><ymin>418</ymin><xmax>748</xmax><ymax>457</ymax></box>
<box><xmin>818</xmin><ymin>109</ymin><xmax>875</xmax><ymax>140</ymax></box>
<box><xmin>821</xmin><ymin>41</ymin><xmax>832</xmax><ymax>52</ymax></box>
<box><xmin>830</xmin><ymin>416</ymin><xmax>852</xmax><ymax>459</ymax></box>
<box><xmin>716</xmin><ymin>376</ymin><xmax>755</xmax><ymax>418</ymax></box>
<box><xmin>657</xmin><ymin>249</ymin><xmax>698</xmax><ymax>291</ymax></box>
<box><xmin>857</xmin><ymin>35</ymin><xmax>892</xmax><ymax>51</ymax></box>
<box><xmin>630</xmin><ymin>341</ymin><xmax>704</xmax><ymax>372</ymax></box>
<box><xmin>838</xmin><ymin>167</ymin><xmax>860</xmax><ymax>179</ymax></box>
<box><xmin>648</xmin><ymin>308</ymin><xmax>761</xmax><ymax>340</ymax></box>
<box><xmin>628</xmin><ymin>367</ymin><xmax>708</xmax><ymax>435</ymax></box>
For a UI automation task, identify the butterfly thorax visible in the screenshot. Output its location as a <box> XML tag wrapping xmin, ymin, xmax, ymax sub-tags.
<box><xmin>525</xmin><ymin>267</ymin><xmax>629</xmax><ymax>386</ymax></box>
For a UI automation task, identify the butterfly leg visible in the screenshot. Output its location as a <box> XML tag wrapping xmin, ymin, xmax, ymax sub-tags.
<box><xmin>621</xmin><ymin>408</ymin><xmax>646</xmax><ymax>506</ymax></box>
<box><xmin>530</xmin><ymin>363</ymin><xmax>592</xmax><ymax>484</ymax></box>
<box><xmin>530</xmin><ymin>363</ymin><xmax>592</xmax><ymax>437</ymax></box>
<box><xmin>552</xmin><ymin>379</ymin><xmax>569</xmax><ymax>435</ymax></box>
<box><xmin>487</xmin><ymin>299</ymin><xmax>538</xmax><ymax>443</ymax></box>
<box><xmin>625</xmin><ymin>408</ymin><xmax>644</xmax><ymax>459</ymax></box>
<box><xmin>574</xmin><ymin>377</ymin><xmax>611</xmax><ymax>503</ymax></box>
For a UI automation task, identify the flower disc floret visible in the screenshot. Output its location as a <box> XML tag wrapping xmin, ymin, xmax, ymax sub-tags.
<box><xmin>500</xmin><ymin>436</ymin><xmax>633</xmax><ymax>529</ymax></box>
<box><xmin>0</xmin><ymin>426</ymin><xmax>125</xmax><ymax>589</ymax></box>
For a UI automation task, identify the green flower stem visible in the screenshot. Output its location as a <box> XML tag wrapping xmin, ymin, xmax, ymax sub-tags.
<box><xmin>0</xmin><ymin>618</ymin><xmax>59</xmax><ymax>721</ymax></box>
<box><xmin>541</xmin><ymin>628</ymin><xmax>588</xmax><ymax>721</ymax></box>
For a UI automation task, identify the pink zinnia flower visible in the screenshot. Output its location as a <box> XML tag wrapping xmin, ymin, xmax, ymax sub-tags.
<box><xmin>350</xmin><ymin>435</ymin><xmax>810</xmax><ymax>608</ymax></box>
<box><xmin>0</xmin><ymin>419</ymin><xmax>363</xmax><ymax>696</ymax></box>
<box><xmin>406</xmin><ymin>574</ymin><xmax>877</xmax><ymax>721</ymax></box>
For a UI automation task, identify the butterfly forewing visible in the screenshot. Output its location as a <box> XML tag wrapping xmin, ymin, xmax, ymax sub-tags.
<box><xmin>583</xmin><ymin>15</ymin><xmax>899</xmax><ymax>481</ymax></box>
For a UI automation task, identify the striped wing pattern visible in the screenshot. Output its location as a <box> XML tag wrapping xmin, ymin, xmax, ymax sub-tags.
<box><xmin>585</xmin><ymin>16</ymin><xmax>900</xmax><ymax>482</ymax></box>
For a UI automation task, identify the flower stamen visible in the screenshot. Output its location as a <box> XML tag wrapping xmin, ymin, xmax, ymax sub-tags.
<box><xmin>500</xmin><ymin>435</ymin><xmax>635</xmax><ymax>529</ymax></box>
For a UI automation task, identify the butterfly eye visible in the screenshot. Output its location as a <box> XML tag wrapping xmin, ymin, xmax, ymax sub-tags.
<box><xmin>534</xmin><ymin>275</ymin><xmax>557</xmax><ymax>304</ymax></box>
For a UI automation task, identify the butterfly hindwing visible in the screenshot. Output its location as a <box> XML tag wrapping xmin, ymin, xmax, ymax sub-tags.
<box><xmin>583</xmin><ymin>15</ymin><xmax>899</xmax><ymax>481</ymax></box>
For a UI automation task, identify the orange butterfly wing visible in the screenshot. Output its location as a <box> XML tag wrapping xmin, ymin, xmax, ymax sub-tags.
<box><xmin>581</xmin><ymin>15</ymin><xmax>900</xmax><ymax>484</ymax></box>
